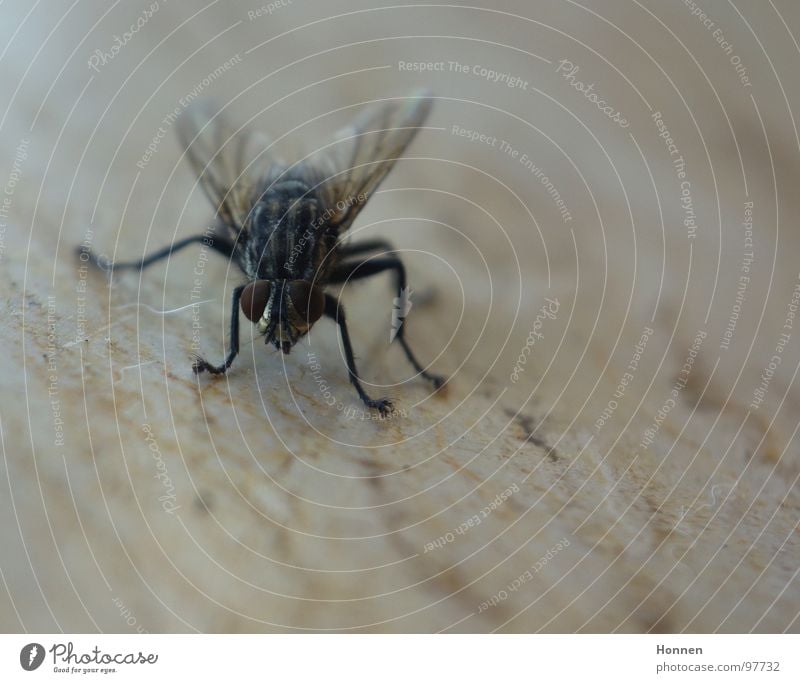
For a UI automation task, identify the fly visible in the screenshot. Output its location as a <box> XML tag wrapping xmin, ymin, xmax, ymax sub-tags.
<box><xmin>79</xmin><ymin>92</ymin><xmax>444</xmax><ymax>415</ymax></box>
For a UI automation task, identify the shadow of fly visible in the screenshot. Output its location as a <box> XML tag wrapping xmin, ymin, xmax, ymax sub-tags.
<box><xmin>79</xmin><ymin>92</ymin><xmax>444</xmax><ymax>415</ymax></box>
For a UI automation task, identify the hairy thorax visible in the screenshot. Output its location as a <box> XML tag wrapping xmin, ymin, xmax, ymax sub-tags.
<box><xmin>241</xmin><ymin>178</ymin><xmax>338</xmax><ymax>283</ymax></box>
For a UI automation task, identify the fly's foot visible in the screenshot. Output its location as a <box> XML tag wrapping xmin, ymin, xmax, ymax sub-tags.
<box><xmin>192</xmin><ymin>356</ymin><xmax>228</xmax><ymax>375</ymax></box>
<box><xmin>425</xmin><ymin>371</ymin><xmax>446</xmax><ymax>390</ymax></box>
<box><xmin>364</xmin><ymin>396</ymin><xmax>394</xmax><ymax>416</ymax></box>
<box><xmin>75</xmin><ymin>245</ymin><xmax>110</xmax><ymax>271</ymax></box>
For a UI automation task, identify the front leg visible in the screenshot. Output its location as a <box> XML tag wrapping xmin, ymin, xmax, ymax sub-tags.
<box><xmin>193</xmin><ymin>284</ymin><xmax>245</xmax><ymax>375</ymax></box>
<box><xmin>323</xmin><ymin>293</ymin><xmax>393</xmax><ymax>415</ymax></box>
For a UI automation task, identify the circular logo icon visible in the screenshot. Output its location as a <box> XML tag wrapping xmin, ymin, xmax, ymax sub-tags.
<box><xmin>20</xmin><ymin>643</ymin><xmax>45</xmax><ymax>671</ymax></box>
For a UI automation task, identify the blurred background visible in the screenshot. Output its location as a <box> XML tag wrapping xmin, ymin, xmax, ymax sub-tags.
<box><xmin>1</xmin><ymin>0</ymin><xmax>799</xmax><ymax>632</ymax></box>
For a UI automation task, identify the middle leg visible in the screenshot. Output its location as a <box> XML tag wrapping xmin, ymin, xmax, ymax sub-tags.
<box><xmin>328</xmin><ymin>255</ymin><xmax>444</xmax><ymax>389</ymax></box>
<box><xmin>78</xmin><ymin>233</ymin><xmax>235</xmax><ymax>273</ymax></box>
<box><xmin>336</xmin><ymin>238</ymin><xmax>395</xmax><ymax>260</ymax></box>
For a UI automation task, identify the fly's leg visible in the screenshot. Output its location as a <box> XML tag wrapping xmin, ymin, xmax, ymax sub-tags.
<box><xmin>323</xmin><ymin>293</ymin><xmax>393</xmax><ymax>415</ymax></box>
<box><xmin>77</xmin><ymin>233</ymin><xmax>234</xmax><ymax>272</ymax></box>
<box><xmin>192</xmin><ymin>284</ymin><xmax>245</xmax><ymax>376</ymax></box>
<box><xmin>328</xmin><ymin>255</ymin><xmax>445</xmax><ymax>389</ymax></box>
<box><xmin>336</xmin><ymin>238</ymin><xmax>394</xmax><ymax>259</ymax></box>
<box><xmin>76</xmin><ymin>233</ymin><xmax>240</xmax><ymax>375</ymax></box>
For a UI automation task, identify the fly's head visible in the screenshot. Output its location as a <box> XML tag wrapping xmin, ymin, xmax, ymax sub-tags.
<box><xmin>240</xmin><ymin>279</ymin><xmax>325</xmax><ymax>354</ymax></box>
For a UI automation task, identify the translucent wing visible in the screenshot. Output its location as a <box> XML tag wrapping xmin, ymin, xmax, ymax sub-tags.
<box><xmin>176</xmin><ymin>100</ymin><xmax>279</xmax><ymax>238</ymax></box>
<box><xmin>313</xmin><ymin>91</ymin><xmax>434</xmax><ymax>232</ymax></box>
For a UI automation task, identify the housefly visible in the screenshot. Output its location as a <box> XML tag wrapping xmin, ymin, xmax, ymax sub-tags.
<box><xmin>80</xmin><ymin>92</ymin><xmax>444</xmax><ymax>415</ymax></box>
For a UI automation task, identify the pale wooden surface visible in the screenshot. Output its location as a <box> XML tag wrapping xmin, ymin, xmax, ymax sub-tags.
<box><xmin>1</xmin><ymin>0</ymin><xmax>799</xmax><ymax>632</ymax></box>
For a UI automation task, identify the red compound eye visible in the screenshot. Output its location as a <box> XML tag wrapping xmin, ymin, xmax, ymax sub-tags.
<box><xmin>240</xmin><ymin>280</ymin><xmax>271</xmax><ymax>322</ymax></box>
<box><xmin>288</xmin><ymin>280</ymin><xmax>325</xmax><ymax>325</ymax></box>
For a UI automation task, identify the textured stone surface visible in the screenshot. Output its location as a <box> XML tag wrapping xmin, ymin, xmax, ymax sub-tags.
<box><xmin>1</xmin><ymin>0</ymin><xmax>799</xmax><ymax>632</ymax></box>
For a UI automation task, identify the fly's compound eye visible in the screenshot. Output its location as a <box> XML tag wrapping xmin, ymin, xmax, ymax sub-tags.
<box><xmin>240</xmin><ymin>280</ymin><xmax>272</xmax><ymax>322</ymax></box>
<box><xmin>288</xmin><ymin>280</ymin><xmax>325</xmax><ymax>326</ymax></box>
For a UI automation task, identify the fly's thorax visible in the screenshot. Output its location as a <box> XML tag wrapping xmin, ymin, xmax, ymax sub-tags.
<box><xmin>246</xmin><ymin>181</ymin><xmax>330</xmax><ymax>279</ymax></box>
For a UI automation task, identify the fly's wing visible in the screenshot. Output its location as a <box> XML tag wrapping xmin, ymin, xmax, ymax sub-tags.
<box><xmin>311</xmin><ymin>91</ymin><xmax>434</xmax><ymax>232</ymax></box>
<box><xmin>176</xmin><ymin>100</ymin><xmax>280</xmax><ymax>240</ymax></box>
